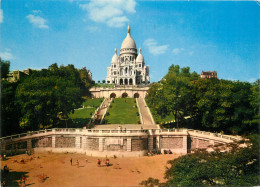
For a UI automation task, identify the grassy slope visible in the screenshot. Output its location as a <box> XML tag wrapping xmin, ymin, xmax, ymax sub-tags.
<box><xmin>104</xmin><ymin>98</ymin><xmax>140</xmax><ymax>124</ymax></box>
<box><xmin>83</xmin><ymin>98</ymin><xmax>103</xmax><ymax>108</ymax></box>
<box><xmin>68</xmin><ymin>98</ymin><xmax>104</xmax><ymax>126</ymax></box>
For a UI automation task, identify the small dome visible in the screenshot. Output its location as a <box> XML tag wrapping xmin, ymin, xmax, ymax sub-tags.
<box><xmin>136</xmin><ymin>48</ymin><xmax>144</xmax><ymax>62</ymax></box>
<box><xmin>121</xmin><ymin>25</ymin><xmax>137</xmax><ymax>50</ymax></box>
<box><xmin>111</xmin><ymin>48</ymin><xmax>118</xmax><ymax>63</ymax></box>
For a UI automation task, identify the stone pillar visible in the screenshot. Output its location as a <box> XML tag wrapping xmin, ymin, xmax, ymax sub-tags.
<box><xmin>148</xmin><ymin>136</ymin><xmax>153</xmax><ymax>151</ymax></box>
<box><xmin>182</xmin><ymin>135</ymin><xmax>188</xmax><ymax>154</ymax></box>
<box><xmin>196</xmin><ymin>138</ymin><xmax>199</xmax><ymax>149</ymax></box>
<box><xmin>127</xmin><ymin>138</ymin><xmax>132</xmax><ymax>152</ymax></box>
<box><xmin>27</xmin><ymin>139</ymin><xmax>32</xmax><ymax>150</ymax></box>
<box><xmin>99</xmin><ymin>137</ymin><xmax>104</xmax><ymax>152</ymax></box>
<box><xmin>75</xmin><ymin>136</ymin><xmax>81</xmax><ymax>149</ymax></box>
<box><xmin>82</xmin><ymin>136</ymin><xmax>87</xmax><ymax>149</ymax></box>
<box><xmin>133</xmin><ymin>77</ymin><xmax>136</xmax><ymax>85</ymax></box>
<box><xmin>52</xmin><ymin>135</ymin><xmax>56</xmax><ymax>148</ymax></box>
<box><xmin>156</xmin><ymin>136</ymin><xmax>160</xmax><ymax>150</ymax></box>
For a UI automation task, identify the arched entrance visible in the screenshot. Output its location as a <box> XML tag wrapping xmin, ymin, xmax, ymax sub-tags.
<box><xmin>124</xmin><ymin>79</ymin><xmax>128</xmax><ymax>85</ymax></box>
<box><xmin>120</xmin><ymin>79</ymin><xmax>123</xmax><ymax>85</ymax></box>
<box><xmin>129</xmin><ymin>78</ymin><xmax>133</xmax><ymax>85</ymax></box>
<box><xmin>122</xmin><ymin>92</ymin><xmax>128</xmax><ymax>98</ymax></box>
<box><xmin>110</xmin><ymin>93</ymin><xmax>116</xmax><ymax>98</ymax></box>
<box><xmin>134</xmin><ymin>93</ymin><xmax>139</xmax><ymax>98</ymax></box>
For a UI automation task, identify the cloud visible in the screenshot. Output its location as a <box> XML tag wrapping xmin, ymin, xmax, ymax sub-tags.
<box><xmin>0</xmin><ymin>9</ymin><xmax>3</xmax><ymax>23</ymax></box>
<box><xmin>85</xmin><ymin>26</ymin><xmax>100</xmax><ymax>32</ymax></box>
<box><xmin>107</xmin><ymin>16</ymin><xmax>129</xmax><ymax>28</ymax></box>
<box><xmin>144</xmin><ymin>39</ymin><xmax>168</xmax><ymax>55</ymax></box>
<box><xmin>0</xmin><ymin>50</ymin><xmax>15</xmax><ymax>60</ymax></box>
<box><xmin>26</xmin><ymin>11</ymin><xmax>49</xmax><ymax>29</ymax></box>
<box><xmin>172</xmin><ymin>48</ymin><xmax>184</xmax><ymax>55</ymax></box>
<box><xmin>79</xmin><ymin>0</ymin><xmax>136</xmax><ymax>28</ymax></box>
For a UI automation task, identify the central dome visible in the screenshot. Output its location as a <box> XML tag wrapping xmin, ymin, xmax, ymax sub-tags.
<box><xmin>120</xmin><ymin>25</ymin><xmax>137</xmax><ymax>50</ymax></box>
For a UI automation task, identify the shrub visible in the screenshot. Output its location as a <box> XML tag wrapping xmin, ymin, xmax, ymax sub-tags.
<box><xmin>136</xmin><ymin>112</ymin><xmax>139</xmax><ymax>116</ymax></box>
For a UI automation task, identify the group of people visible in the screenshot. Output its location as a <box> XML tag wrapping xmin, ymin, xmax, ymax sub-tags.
<box><xmin>70</xmin><ymin>158</ymin><xmax>111</xmax><ymax>167</ymax></box>
<box><xmin>97</xmin><ymin>158</ymin><xmax>110</xmax><ymax>167</ymax></box>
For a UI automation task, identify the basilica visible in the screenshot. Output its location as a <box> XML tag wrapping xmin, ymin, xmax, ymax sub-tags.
<box><xmin>106</xmin><ymin>25</ymin><xmax>150</xmax><ymax>86</ymax></box>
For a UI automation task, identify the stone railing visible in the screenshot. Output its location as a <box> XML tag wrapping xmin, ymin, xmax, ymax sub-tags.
<box><xmin>0</xmin><ymin>128</ymin><xmax>243</xmax><ymax>157</ymax></box>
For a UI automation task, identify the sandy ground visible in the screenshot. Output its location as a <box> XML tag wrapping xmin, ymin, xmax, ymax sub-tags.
<box><xmin>1</xmin><ymin>152</ymin><xmax>181</xmax><ymax>186</ymax></box>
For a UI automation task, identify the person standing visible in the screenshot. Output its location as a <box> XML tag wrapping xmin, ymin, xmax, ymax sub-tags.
<box><xmin>97</xmin><ymin>159</ymin><xmax>101</xmax><ymax>167</ymax></box>
<box><xmin>76</xmin><ymin>160</ymin><xmax>79</xmax><ymax>168</ymax></box>
<box><xmin>70</xmin><ymin>158</ymin><xmax>72</xmax><ymax>166</ymax></box>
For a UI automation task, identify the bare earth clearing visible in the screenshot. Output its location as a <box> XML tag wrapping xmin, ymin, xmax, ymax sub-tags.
<box><xmin>1</xmin><ymin>152</ymin><xmax>181</xmax><ymax>186</ymax></box>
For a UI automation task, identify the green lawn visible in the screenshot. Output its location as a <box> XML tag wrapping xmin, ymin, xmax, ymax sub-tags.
<box><xmin>104</xmin><ymin>98</ymin><xmax>140</xmax><ymax>124</ymax></box>
<box><xmin>83</xmin><ymin>98</ymin><xmax>103</xmax><ymax>108</ymax></box>
<box><xmin>69</xmin><ymin>108</ymin><xmax>95</xmax><ymax>119</ymax></box>
<box><xmin>67</xmin><ymin>98</ymin><xmax>103</xmax><ymax>127</ymax></box>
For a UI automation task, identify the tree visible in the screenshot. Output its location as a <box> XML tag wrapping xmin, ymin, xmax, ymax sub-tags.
<box><xmin>0</xmin><ymin>59</ymin><xmax>10</xmax><ymax>79</ymax></box>
<box><xmin>1</xmin><ymin>80</ymin><xmax>21</xmax><ymax>136</ymax></box>
<box><xmin>16</xmin><ymin>64</ymin><xmax>85</xmax><ymax>130</ymax></box>
<box><xmin>146</xmin><ymin>65</ymin><xmax>198</xmax><ymax>127</ymax></box>
<box><xmin>164</xmin><ymin>136</ymin><xmax>260</xmax><ymax>186</ymax></box>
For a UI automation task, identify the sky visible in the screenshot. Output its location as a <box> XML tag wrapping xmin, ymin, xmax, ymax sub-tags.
<box><xmin>0</xmin><ymin>0</ymin><xmax>259</xmax><ymax>83</ymax></box>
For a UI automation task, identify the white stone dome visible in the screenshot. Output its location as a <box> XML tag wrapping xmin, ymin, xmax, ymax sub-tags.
<box><xmin>136</xmin><ymin>48</ymin><xmax>144</xmax><ymax>62</ymax></box>
<box><xmin>111</xmin><ymin>48</ymin><xmax>118</xmax><ymax>63</ymax></box>
<box><xmin>121</xmin><ymin>25</ymin><xmax>137</xmax><ymax>50</ymax></box>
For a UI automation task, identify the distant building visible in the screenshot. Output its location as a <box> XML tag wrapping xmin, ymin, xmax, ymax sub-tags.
<box><xmin>200</xmin><ymin>71</ymin><xmax>218</xmax><ymax>79</ymax></box>
<box><xmin>7</xmin><ymin>68</ymin><xmax>32</xmax><ymax>82</ymax></box>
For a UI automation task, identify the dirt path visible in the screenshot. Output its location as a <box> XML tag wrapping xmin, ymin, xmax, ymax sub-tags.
<box><xmin>1</xmin><ymin>152</ymin><xmax>181</xmax><ymax>186</ymax></box>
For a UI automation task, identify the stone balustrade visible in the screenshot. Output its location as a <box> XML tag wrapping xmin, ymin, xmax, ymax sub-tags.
<box><xmin>0</xmin><ymin>128</ymin><xmax>242</xmax><ymax>157</ymax></box>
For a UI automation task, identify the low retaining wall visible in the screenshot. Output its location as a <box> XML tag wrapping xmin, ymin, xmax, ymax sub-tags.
<box><xmin>0</xmin><ymin>128</ymin><xmax>242</xmax><ymax>157</ymax></box>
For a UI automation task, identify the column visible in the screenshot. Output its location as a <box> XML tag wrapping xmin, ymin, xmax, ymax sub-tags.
<box><xmin>75</xmin><ymin>136</ymin><xmax>81</xmax><ymax>149</ymax></box>
<box><xmin>99</xmin><ymin>137</ymin><xmax>104</xmax><ymax>152</ymax></box>
<box><xmin>52</xmin><ymin>135</ymin><xmax>56</xmax><ymax>148</ymax></box>
<box><xmin>27</xmin><ymin>139</ymin><xmax>32</xmax><ymax>150</ymax></box>
<box><xmin>82</xmin><ymin>136</ymin><xmax>87</xmax><ymax>149</ymax></box>
<box><xmin>156</xmin><ymin>136</ymin><xmax>160</xmax><ymax>150</ymax></box>
<box><xmin>127</xmin><ymin>138</ymin><xmax>132</xmax><ymax>152</ymax></box>
<box><xmin>182</xmin><ymin>135</ymin><xmax>188</xmax><ymax>154</ymax></box>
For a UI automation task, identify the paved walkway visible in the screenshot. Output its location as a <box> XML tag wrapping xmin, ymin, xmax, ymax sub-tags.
<box><xmin>96</xmin><ymin>98</ymin><xmax>111</xmax><ymax>123</ymax></box>
<box><xmin>137</xmin><ymin>98</ymin><xmax>158</xmax><ymax>129</ymax></box>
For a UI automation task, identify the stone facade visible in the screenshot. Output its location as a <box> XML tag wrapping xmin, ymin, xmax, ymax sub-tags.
<box><xmin>55</xmin><ymin>136</ymin><xmax>76</xmax><ymax>148</ymax></box>
<box><xmin>90</xmin><ymin>87</ymin><xmax>149</xmax><ymax>98</ymax></box>
<box><xmin>132</xmin><ymin>138</ymin><xmax>148</xmax><ymax>151</ymax></box>
<box><xmin>106</xmin><ymin>25</ymin><xmax>149</xmax><ymax>85</ymax></box>
<box><xmin>161</xmin><ymin>137</ymin><xmax>183</xmax><ymax>149</ymax></box>
<box><xmin>32</xmin><ymin>137</ymin><xmax>52</xmax><ymax>148</ymax></box>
